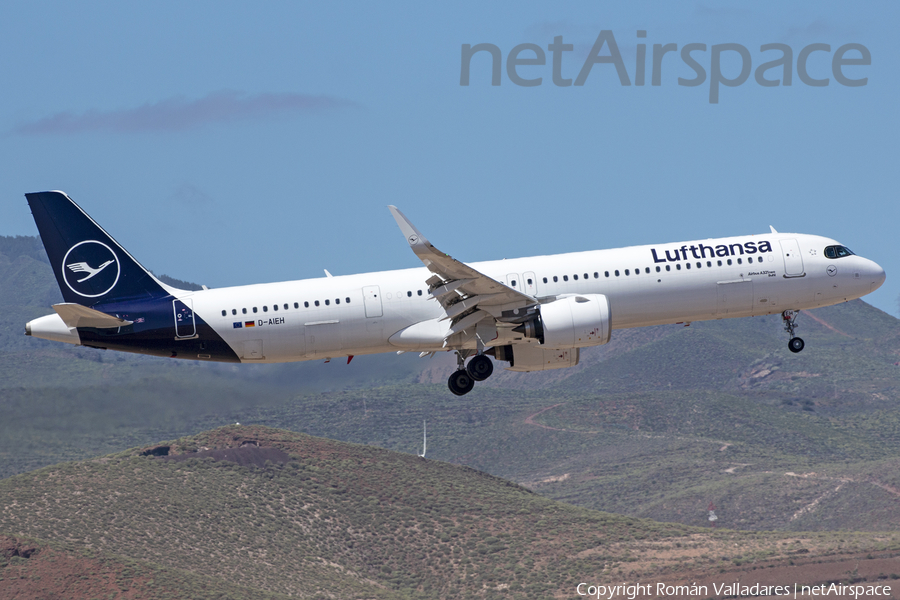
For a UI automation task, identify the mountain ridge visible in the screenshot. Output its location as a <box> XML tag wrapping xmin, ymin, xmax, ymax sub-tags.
<box><xmin>2</xmin><ymin>425</ymin><xmax>899</xmax><ymax>599</ymax></box>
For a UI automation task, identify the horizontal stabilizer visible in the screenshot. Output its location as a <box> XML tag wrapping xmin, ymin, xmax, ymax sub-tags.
<box><xmin>52</xmin><ymin>303</ymin><xmax>133</xmax><ymax>329</ymax></box>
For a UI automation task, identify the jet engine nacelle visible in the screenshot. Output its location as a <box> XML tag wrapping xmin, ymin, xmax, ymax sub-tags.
<box><xmin>514</xmin><ymin>294</ymin><xmax>611</xmax><ymax>349</ymax></box>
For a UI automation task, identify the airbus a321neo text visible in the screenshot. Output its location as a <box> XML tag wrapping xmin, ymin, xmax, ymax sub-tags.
<box><xmin>24</xmin><ymin>191</ymin><xmax>886</xmax><ymax>396</ymax></box>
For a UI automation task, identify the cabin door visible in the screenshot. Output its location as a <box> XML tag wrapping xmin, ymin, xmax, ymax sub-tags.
<box><xmin>780</xmin><ymin>239</ymin><xmax>805</xmax><ymax>278</ymax></box>
<box><xmin>173</xmin><ymin>299</ymin><xmax>196</xmax><ymax>339</ymax></box>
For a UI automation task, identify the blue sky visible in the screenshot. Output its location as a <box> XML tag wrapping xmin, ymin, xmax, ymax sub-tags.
<box><xmin>2</xmin><ymin>1</ymin><xmax>898</xmax><ymax>316</ymax></box>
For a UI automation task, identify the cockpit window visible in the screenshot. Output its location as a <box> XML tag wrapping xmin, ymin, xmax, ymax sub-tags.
<box><xmin>824</xmin><ymin>245</ymin><xmax>855</xmax><ymax>259</ymax></box>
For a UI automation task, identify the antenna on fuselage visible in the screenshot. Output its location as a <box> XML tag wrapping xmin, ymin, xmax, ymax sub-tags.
<box><xmin>417</xmin><ymin>420</ymin><xmax>427</xmax><ymax>459</ymax></box>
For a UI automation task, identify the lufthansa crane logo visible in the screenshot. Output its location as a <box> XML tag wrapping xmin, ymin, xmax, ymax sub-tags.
<box><xmin>62</xmin><ymin>241</ymin><xmax>120</xmax><ymax>298</ymax></box>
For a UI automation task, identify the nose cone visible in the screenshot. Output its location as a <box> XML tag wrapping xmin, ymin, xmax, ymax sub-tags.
<box><xmin>867</xmin><ymin>259</ymin><xmax>886</xmax><ymax>292</ymax></box>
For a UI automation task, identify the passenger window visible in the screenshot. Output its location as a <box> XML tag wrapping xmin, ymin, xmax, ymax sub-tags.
<box><xmin>242</xmin><ymin>308</ymin><xmax>247</xmax><ymax>314</ymax></box>
<box><xmin>655</xmin><ymin>266</ymin><xmax>660</xmax><ymax>273</ymax></box>
<box><xmin>263</xmin><ymin>306</ymin><xmax>268</xmax><ymax>312</ymax></box>
<box><xmin>304</xmin><ymin>301</ymin><xmax>309</xmax><ymax>308</ymax></box>
<box><xmin>346</xmin><ymin>297</ymin><xmax>351</xmax><ymax>303</ymax></box>
<box><xmin>553</xmin><ymin>276</ymin><xmax>558</xmax><ymax>283</ymax></box>
<box><xmin>594</xmin><ymin>272</ymin><xmax>599</xmax><ymax>278</ymax></box>
<box><xmin>686</xmin><ymin>263</ymin><xmax>691</xmax><ymax>269</ymax></box>
<box><xmin>615</xmin><ymin>270</ymin><xmax>620</xmax><ymax>276</ymax></box>
<box><xmin>418</xmin><ymin>290</ymin><xmax>423</xmax><ymax>296</ymax></box>
<box><xmin>676</xmin><ymin>264</ymin><xmax>681</xmax><ymax>270</ymax></box>
<box><xmin>284</xmin><ymin>303</ymin><xmax>289</xmax><ymax>310</ymax></box>
<box><xmin>294</xmin><ymin>302</ymin><xmax>299</xmax><ymax>309</ymax></box>
<box><xmin>563</xmin><ymin>275</ymin><xmax>568</xmax><ymax>281</ymax></box>
<box><xmin>542</xmin><ymin>277</ymin><xmax>548</xmax><ymax>283</ymax></box>
<box><xmin>325</xmin><ymin>299</ymin><xmax>330</xmax><ymax>306</ymax></box>
<box><xmin>624</xmin><ymin>269</ymin><xmax>630</xmax><ymax>276</ymax></box>
<box><xmin>527</xmin><ymin>278</ymin><xmax>533</xmax><ymax>285</ymax></box>
<box><xmin>605</xmin><ymin>271</ymin><xmax>610</xmax><ymax>277</ymax></box>
<box><xmin>273</xmin><ymin>304</ymin><xmax>278</xmax><ymax>311</ymax></box>
<box><xmin>696</xmin><ymin>262</ymin><xmax>701</xmax><ymax>269</ymax></box>
<box><xmin>232</xmin><ymin>309</ymin><xmax>237</xmax><ymax>315</ymax></box>
<box><xmin>572</xmin><ymin>275</ymin><xmax>578</xmax><ymax>281</ymax></box>
<box><xmin>645</xmin><ymin>268</ymin><xmax>650</xmax><ymax>274</ymax></box>
<box><xmin>314</xmin><ymin>300</ymin><xmax>320</xmax><ymax>307</ymax></box>
<box><xmin>634</xmin><ymin>268</ymin><xmax>639</xmax><ymax>275</ymax></box>
<box><xmin>584</xmin><ymin>273</ymin><xmax>589</xmax><ymax>279</ymax></box>
<box><xmin>221</xmin><ymin>310</ymin><xmax>226</xmax><ymax>317</ymax></box>
<box><xmin>666</xmin><ymin>265</ymin><xmax>671</xmax><ymax>271</ymax></box>
<box><xmin>707</xmin><ymin>261</ymin><xmax>712</xmax><ymax>267</ymax></box>
<box><xmin>512</xmin><ymin>279</ymin><xmax>518</xmax><ymax>286</ymax></box>
<box><xmin>737</xmin><ymin>258</ymin><xmax>742</xmax><ymax>265</ymax></box>
<box><xmin>717</xmin><ymin>260</ymin><xmax>723</xmax><ymax>266</ymax></box>
<box><xmin>727</xmin><ymin>259</ymin><xmax>732</xmax><ymax>266</ymax></box>
<box><xmin>253</xmin><ymin>307</ymin><xmax>258</xmax><ymax>313</ymax></box>
<box><xmin>407</xmin><ymin>291</ymin><xmax>412</xmax><ymax>297</ymax></box>
<box><xmin>757</xmin><ymin>256</ymin><xmax>763</xmax><ymax>263</ymax></box>
<box><xmin>335</xmin><ymin>298</ymin><xmax>340</xmax><ymax>304</ymax></box>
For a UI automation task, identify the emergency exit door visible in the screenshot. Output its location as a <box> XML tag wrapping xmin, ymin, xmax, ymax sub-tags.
<box><xmin>363</xmin><ymin>285</ymin><xmax>383</xmax><ymax>317</ymax></box>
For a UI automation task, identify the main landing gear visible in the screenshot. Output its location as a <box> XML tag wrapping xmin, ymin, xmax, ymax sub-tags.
<box><xmin>447</xmin><ymin>352</ymin><xmax>494</xmax><ymax>396</ymax></box>
<box><xmin>782</xmin><ymin>310</ymin><xmax>805</xmax><ymax>353</ymax></box>
<box><xmin>467</xmin><ymin>354</ymin><xmax>494</xmax><ymax>381</ymax></box>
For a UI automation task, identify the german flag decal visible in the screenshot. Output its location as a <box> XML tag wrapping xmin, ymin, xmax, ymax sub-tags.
<box><xmin>244</xmin><ymin>321</ymin><xmax>255</xmax><ymax>327</ymax></box>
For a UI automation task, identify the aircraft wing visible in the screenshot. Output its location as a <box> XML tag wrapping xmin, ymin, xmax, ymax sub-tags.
<box><xmin>52</xmin><ymin>303</ymin><xmax>133</xmax><ymax>329</ymax></box>
<box><xmin>388</xmin><ymin>206</ymin><xmax>537</xmax><ymax>335</ymax></box>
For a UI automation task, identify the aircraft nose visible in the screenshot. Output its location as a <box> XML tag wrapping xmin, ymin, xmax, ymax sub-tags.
<box><xmin>865</xmin><ymin>258</ymin><xmax>886</xmax><ymax>292</ymax></box>
<box><xmin>873</xmin><ymin>261</ymin><xmax>886</xmax><ymax>291</ymax></box>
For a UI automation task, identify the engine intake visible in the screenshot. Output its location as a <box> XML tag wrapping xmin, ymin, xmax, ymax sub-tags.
<box><xmin>513</xmin><ymin>294</ymin><xmax>611</xmax><ymax>349</ymax></box>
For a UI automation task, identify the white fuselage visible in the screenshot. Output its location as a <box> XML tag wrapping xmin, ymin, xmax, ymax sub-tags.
<box><xmin>182</xmin><ymin>232</ymin><xmax>884</xmax><ymax>363</ymax></box>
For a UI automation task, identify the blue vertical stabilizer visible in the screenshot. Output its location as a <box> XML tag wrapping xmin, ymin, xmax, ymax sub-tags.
<box><xmin>25</xmin><ymin>191</ymin><xmax>173</xmax><ymax>306</ymax></box>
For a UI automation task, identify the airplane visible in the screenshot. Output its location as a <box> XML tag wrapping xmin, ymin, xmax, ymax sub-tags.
<box><xmin>24</xmin><ymin>190</ymin><xmax>886</xmax><ymax>396</ymax></box>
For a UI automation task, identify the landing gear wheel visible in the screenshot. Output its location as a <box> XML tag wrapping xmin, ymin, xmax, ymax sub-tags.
<box><xmin>448</xmin><ymin>370</ymin><xmax>475</xmax><ymax>396</ymax></box>
<box><xmin>466</xmin><ymin>354</ymin><xmax>494</xmax><ymax>381</ymax></box>
<box><xmin>788</xmin><ymin>337</ymin><xmax>805</xmax><ymax>353</ymax></box>
<box><xmin>782</xmin><ymin>310</ymin><xmax>804</xmax><ymax>353</ymax></box>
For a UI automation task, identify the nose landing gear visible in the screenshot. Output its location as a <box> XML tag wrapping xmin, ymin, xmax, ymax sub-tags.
<box><xmin>447</xmin><ymin>351</ymin><xmax>494</xmax><ymax>395</ymax></box>
<box><xmin>783</xmin><ymin>310</ymin><xmax>805</xmax><ymax>353</ymax></box>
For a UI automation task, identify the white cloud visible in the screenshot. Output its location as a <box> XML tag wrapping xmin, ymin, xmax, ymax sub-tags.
<box><xmin>12</xmin><ymin>90</ymin><xmax>358</xmax><ymax>135</ymax></box>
